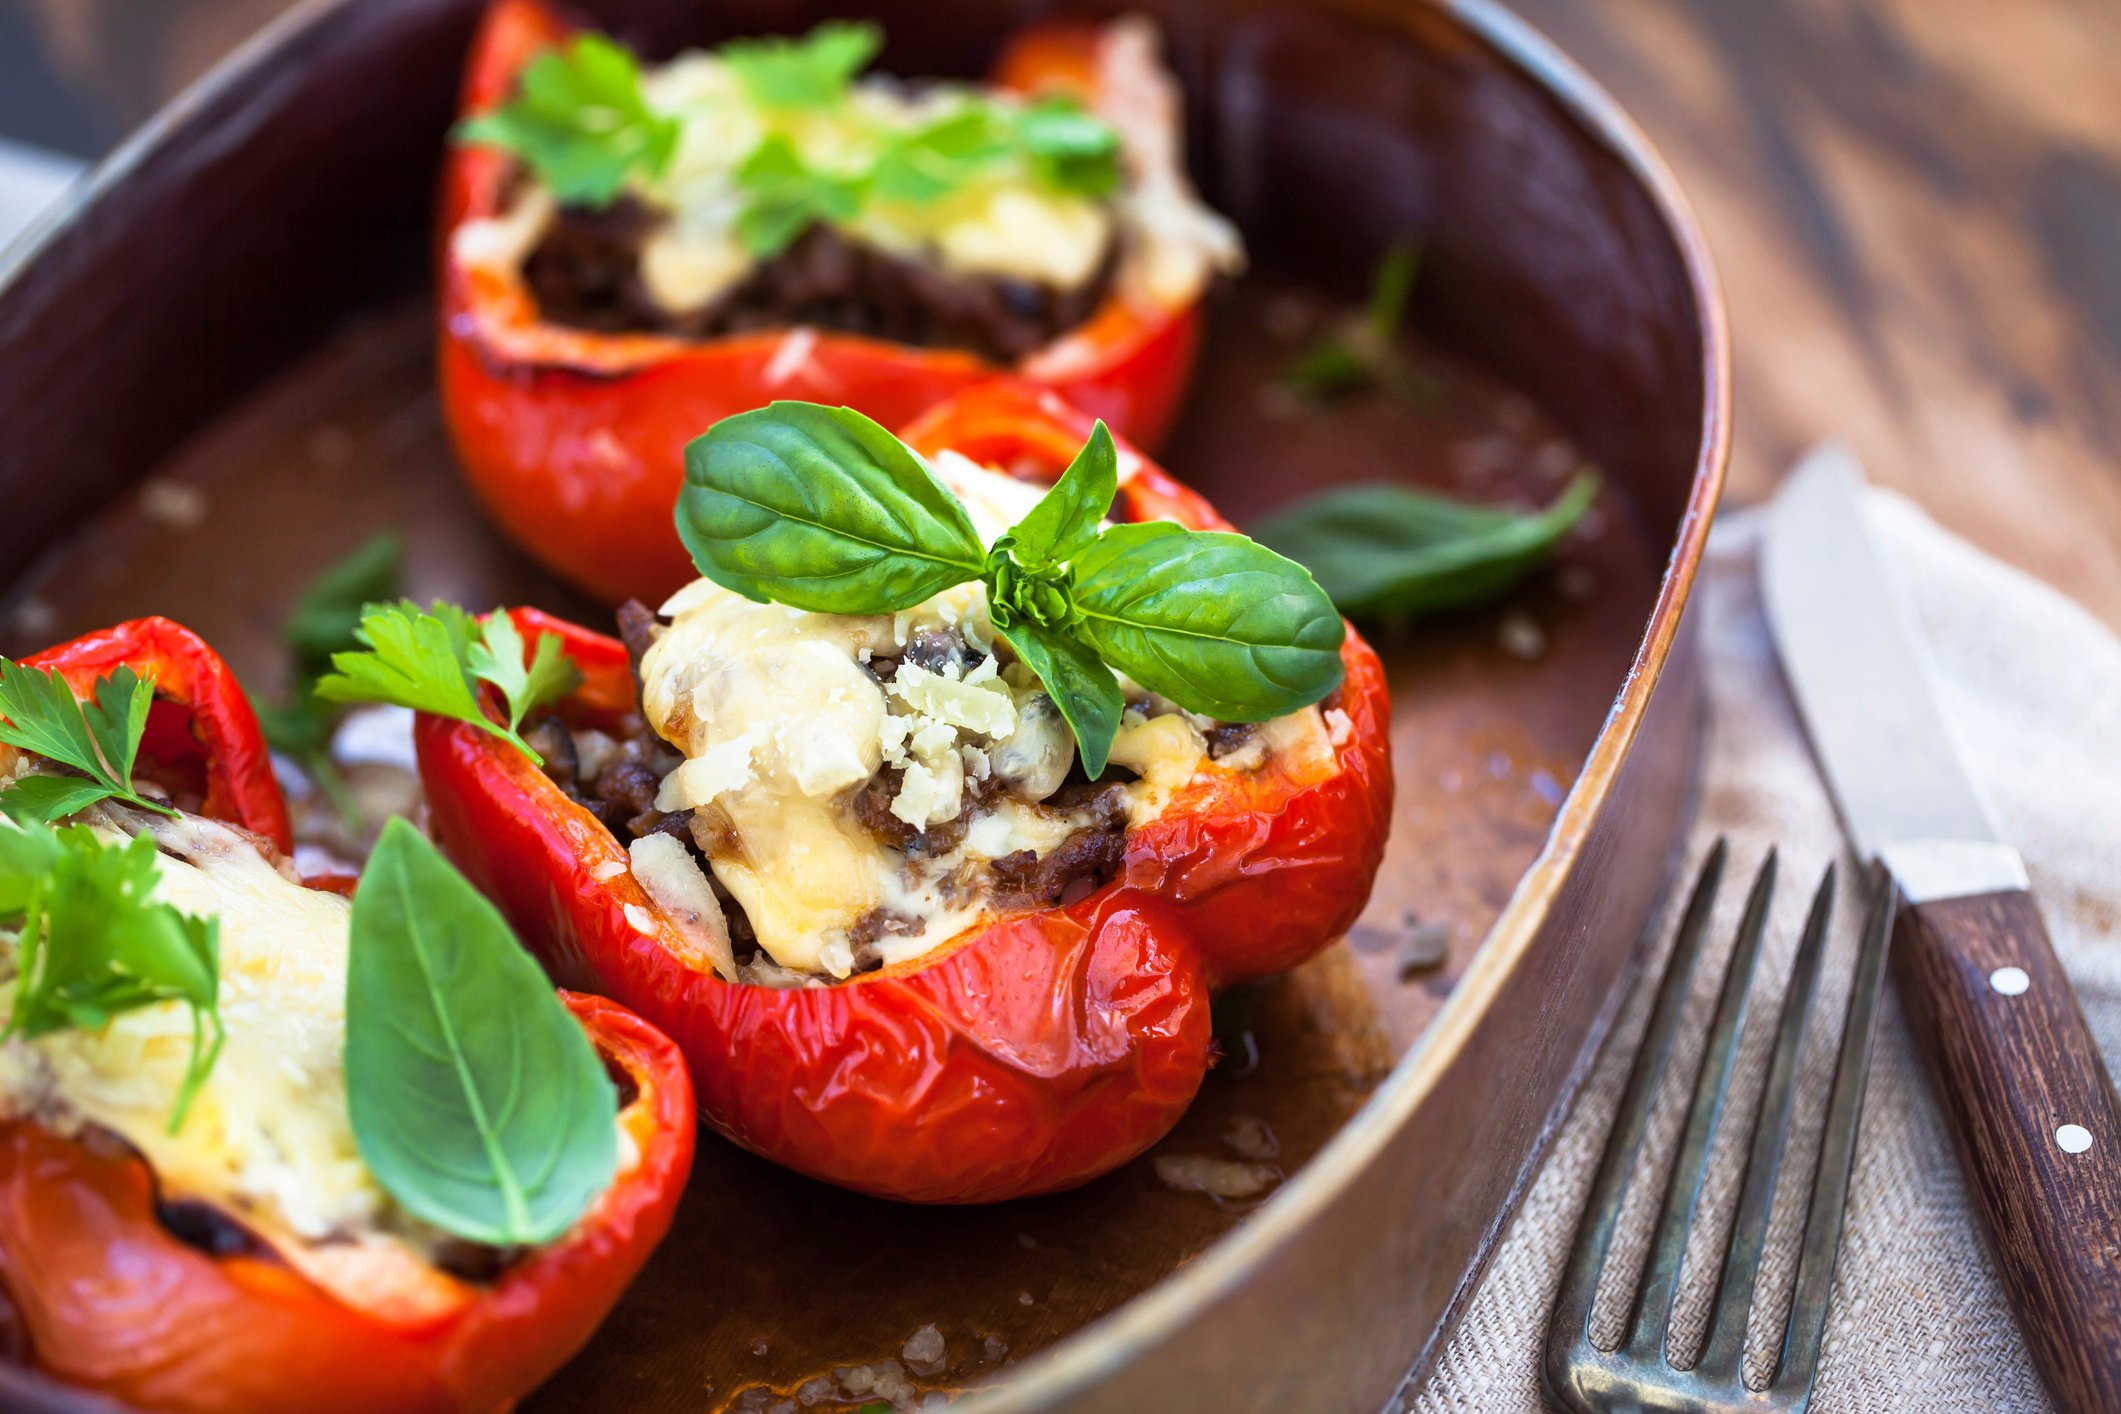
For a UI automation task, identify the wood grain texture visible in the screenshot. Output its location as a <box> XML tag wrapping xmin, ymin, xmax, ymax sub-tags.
<box><xmin>1499</xmin><ymin>0</ymin><xmax>2121</xmax><ymax>630</ymax></box>
<box><xmin>1890</xmin><ymin>888</ymin><xmax>2121</xmax><ymax>1414</ymax></box>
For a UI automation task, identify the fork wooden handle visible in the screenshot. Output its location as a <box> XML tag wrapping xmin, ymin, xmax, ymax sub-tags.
<box><xmin>1891</xmin><ymin>887</ymin><xmax>2121</xmax><ymax>1414</ymax></box>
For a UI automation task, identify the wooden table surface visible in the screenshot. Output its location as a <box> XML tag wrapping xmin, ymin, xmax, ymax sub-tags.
<box><xmin>8</xmin><ymin>0</ymin><xmax>2119</xmax><ymax>623</ymax></box>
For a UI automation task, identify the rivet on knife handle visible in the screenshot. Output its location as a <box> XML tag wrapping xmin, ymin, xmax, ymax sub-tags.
<box><xmin>1889</xmin><ymin>885</ymin><xmax>2121</xmax><ymax>1414</ymax></box>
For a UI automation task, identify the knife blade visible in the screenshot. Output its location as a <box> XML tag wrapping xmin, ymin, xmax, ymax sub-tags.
<box><xmin>1762</xmin><ymin>444</ymin><xmax>2121</xmax><ymax>1414</ymax></box>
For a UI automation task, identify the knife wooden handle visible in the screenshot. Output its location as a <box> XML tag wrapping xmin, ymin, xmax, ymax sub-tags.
<box><xmin>1891</xmin><ymin>887</ymin><xmax>2121</xmax><ymax>1414</ymax></box>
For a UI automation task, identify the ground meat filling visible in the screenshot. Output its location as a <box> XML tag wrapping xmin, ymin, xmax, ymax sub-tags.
<box><xmin>524</xmin><ymin>204</ymin><xmax>1115</xmax><ymax>364</ymax></box>
<box><xmin>537</xmin><ymin>602</ymin><xmax>1152</xmax><ymax>982</ymax></box>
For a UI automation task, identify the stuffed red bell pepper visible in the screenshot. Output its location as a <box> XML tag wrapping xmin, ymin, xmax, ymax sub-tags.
<box><xmin>0</xmin><ymin>618</ymin><xmax>696</xmax><ymax>1414</ymax></box>
<box><xmin>411</xmin><ymin>382</ymin><xmax>1390</xmax><ymax>1204</ymax></box>
<box><xmin>440</xmin><ymin>0</ymin><xmax>1243</xmax><ymax>606</ymax></box>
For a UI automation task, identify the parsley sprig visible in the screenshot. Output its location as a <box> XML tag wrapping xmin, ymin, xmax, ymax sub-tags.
<box><xmin>0</xmin><ymin>660</ymin><xmax>178</xmax><ymax>824</ymax></box>
<box><xmin>721</xmin><ymin>20</ymin><xmax>881</xmax><ymax>110</ymax></box>
<box><xmin>315</xmin><ymin>603</ymin><xmax>580</xmax><ymax>765</ymax></box>
<box><xmin>253</xmin><ymin>531</ymin><xmax>404</xmax><ymax>824</ymax></box>
<box><xmin>1283</xmin><ymin>241</ymin><xmax>1436</xmax><ymax>402</ymax></box>
<box><xmin>0</xmin><ymin>821</ymin><xmax>223</xmax><ymax>1132</ymax></box>
<box><xmin>456</xmin><ymin>33</ymin><xmax>680</xmax><ymax>206</ymax></box>
<box><xmin>677</xmin><ymin>404</ymin><xmax>1345</xmax><ymax>775</ymax></box>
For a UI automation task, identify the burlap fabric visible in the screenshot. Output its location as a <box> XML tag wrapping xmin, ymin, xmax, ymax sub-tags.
<box><xmin>1407</xmin><ymin>488</ymin><xmax>2121</xmax><ymax>1413</ymax></box>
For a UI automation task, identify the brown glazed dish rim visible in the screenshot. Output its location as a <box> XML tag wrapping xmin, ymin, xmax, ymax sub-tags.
<box><xmin>0</xmin><ymin>0</ymin><xmax>1729</xmax><ymax>1407</ymax></box>
<box><xmin>959</xmin><ymin>0</ymin><xmax>1732</xmax><ymax>1407</ymax></box>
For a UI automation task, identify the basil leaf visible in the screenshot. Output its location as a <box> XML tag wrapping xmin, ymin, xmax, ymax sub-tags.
<box><xmin>1002</xmin><ymin>420</ymin><xmax>1116</xmax><ymax>571</ymax></box>
<box><xmin>1070</xmin><ymin>524</ymin><xmax>1345</xmax><ymax>721</ymax></box>
<box><xmin>1251</xmin><ymin>472</ymin><xmax>1598</xmax><ymax>620</ymax></box>
<box><xmin>1015</xmin><ymin>96</ymin><xmax>1121</xmax><ymax>197</ymax></box>
<box><xmin>679</xmin><ymin>402</ymin><xmax>986</xmax><ymax>613</ymax></box>
<box><xmin>346</xmin><ymin>818</ymin><xmax>617</xmax><ymax>1247</ymax></box>
<box><xmin>721</xmin><ymin>20</ymin><xmax>880</xmax><ymax>110</ymax></box>
<box><xmin>456</xmin><ymin>35</ymin><xmax>678</xmax><ymax>207</ymax></box>
<box><xmin>733</xmin><ymin>134</ymin><xmax>866</xmax><ymax>258</ymax></box>
<box><xmin>993</xmin><ymin>622</ymin><xmax>1123</xmax><ymax>778</ymax></box>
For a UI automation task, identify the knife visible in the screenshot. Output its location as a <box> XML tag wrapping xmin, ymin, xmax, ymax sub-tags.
<box><xmin>1761</xmin><ymin>444</ymin><xmax>2121</xmax><ymax>1414</ymax></box>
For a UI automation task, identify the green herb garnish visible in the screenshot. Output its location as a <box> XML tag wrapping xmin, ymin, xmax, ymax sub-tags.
<box><xmin>721</xmin><ymin>20</ymin><xmax>881</xmax><ymax>110</ymax></box>
<box><xmin>676</xmin><ymin>403</ymin><xmax>1344</xmax><ymax>775</ymax></box>
<box><xmin>314</xmin><ymin>602</ymin><xmax>579</xmax><ymax>765</ymax></box>
<box><xmin>871</xmin><ymin>94</ymin><xmax>1118</xmax><ymax>205</ymax></box>
<box><xmin>871</xmin><ymin>107</ymin><xmax>1012</xmax><ymax>206</ymax></box>
<box><xmin>456</xmin><ymin>34</ymin><xmax>679</xmax><ymax>206</ymax></box>
<box><xmin>1283</xmin><ymin>240</ymin><xmax>1430</xmax><ymax>401</ymax></box>
<box><xmin>1</xmin><ymin>821</ymin><xmax>223</xmax><ymax>1132</ymax></box>
<box><xmin>346</xmin><ymin>817</ymin><xmax>617</xmax><ymax>1245</ymax></box>
<box><xmin>734</xmin><ymin>134</ymin><xmax>868</xmax><ymax>258</ymax></box>
<box><xmin>1014</xmin><ymin>96</ymin><xmax>1121</xmax><ymax>197</ymax></box>
<box><xmin>1251</xmin><ymin>472</ymin><xmax>1600</xmax><ymax>621</ymax></box>
<box><xmin>254</xmin><ymin>531</ymin><xmax>404</xmax><ymax>823</ymax></box>
<box><xmin>0</xmin><ymin>661</ymin><xmax>177</xmax><ymax>824</ymax></box>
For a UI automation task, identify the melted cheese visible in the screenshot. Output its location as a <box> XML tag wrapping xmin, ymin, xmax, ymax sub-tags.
<box><xmin>0</xmin><ymin>815</ymin><xmax>378</xmax><ymax>1248</ymax></box>
<box><xmin>494</xmin><ymin>19</ymin><xmax>1239</xmax><ymax>319</ymax></box>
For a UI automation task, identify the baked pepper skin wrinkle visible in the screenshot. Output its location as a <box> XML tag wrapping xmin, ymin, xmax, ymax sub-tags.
<box><xmin>0</xmin><ymin>993</ymin><xmax>695</xmax><ymax>1414</ymax></box>
<box><xmin>439</xmin><ymin>0</ymin><xmax>1207</xmax><ymax>608</ymax></box>
<box><xmin>19</xmin><ymin>616</ymin><xmax>294</xmax><ymax>855</ymax></box>
<box><xmin>415</xmin><ymin>387</ymin><xmax>1392</xmax><ymax>1205</ymax></box>
<box><xmin>0</xmin><ymin>622</ymin><xmax>698</xmax><ymax>1414</ymax></box>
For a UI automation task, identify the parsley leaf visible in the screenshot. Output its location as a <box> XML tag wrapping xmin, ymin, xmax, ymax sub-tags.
<box><xmin>1283</xmin><ymin>241</ymin><xmax>1436</xmax><ymax>402</ymax></box>
<box><xmin>720</xmin><ymin>21</ymin><xmax>881</xmax><ymax>110</ymax></box>
<box><xmin>1</xmin><ymin>821</ymin><xmax>224</xmax><ymax>1132</ymax></box>
<box><xmin>1015</xmin><ymin>96</ymin><xmax>1121</xmax><ymax>197</ymax></box>
<box><xmin>0</xmin><ymin>661</ymin><xmax>177</xmax><ymax>824</ymax></box>
<box><xmin>733</xmin><ymin>134</ymin><xmax>866</xmax><ymax>258</ymax></box>
<box><xmin>469</xmin><ymin>610</ymin><xmax>582</xmax><ymax>736</ymax></box>
<box><xmin>872</xmin><ymin>106</ymin><xmax>1012</xmax><ymax>206</ymax></box>
<box><xmin>456</xmin><ymin>34</ymin><xmax>679</xmax><ymax>207</ymax></box>
<box><xmin>314</xmin><ymin>602</ymin><xmax>579</xmax><ymax>764</ymax></box>
<box><xmin>255</xmin><ymin>532</ymin><xmax>404</xmax><ymax>824</ymax></box>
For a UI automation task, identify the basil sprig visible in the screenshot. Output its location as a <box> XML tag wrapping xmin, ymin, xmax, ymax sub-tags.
<box><xmin>1251</xmin><ymin>472</ymin><xmax>1600</xmax><ymax>620</ymax></box>
<box><xmin>346</xmin><ymin>818</ymin><xmax>617</xmax><ymax>1247</ymax></box>
<box><xmin>677</xmin><ymin>403</ymin><xmax>1345</xmax><ymax>775</ymax></box>
<box><xmin>0</xmin><ymin>821</ymin><xmax>222</xmax><ymax>1133</ymax></box>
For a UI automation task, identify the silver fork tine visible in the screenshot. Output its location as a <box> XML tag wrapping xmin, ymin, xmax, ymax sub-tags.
<box><xmin>1544</xmin><ymin>841</ymin><xmax>1730</xmax><ymax>1365</ymax></box>
<box><xmin>1773</xmin><ymin>868</ymin><xmax>1894</xmax><ymax>1394</ymax></box>
<box><xmin>1622</xmin><ymin>849</ymin><xmax>1778</xmax><ymax>1364</ymax></box>
<box><xmin>1695</xmin><ymin>865</ymin><xmax>1837</xmax><ymax>1380</ymax></box>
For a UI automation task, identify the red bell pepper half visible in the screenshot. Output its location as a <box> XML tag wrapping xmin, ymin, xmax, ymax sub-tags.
<box><xmin>416</xmin><ymin>384</ymin><xmax>1392</xmax><ymax>1204</ymax></box>
<box><xmin>438</xmin><ymin>0</ymin><xmax>1212</xmax><ymax>607</ymax></box>
<box><xmin>0</xmin><ymin>619</ymin><xmax>698</xmax><ymax>1414</ymax></box>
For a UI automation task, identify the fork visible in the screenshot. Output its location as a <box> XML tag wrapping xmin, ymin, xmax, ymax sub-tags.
<box><xmin>1541</xmin><ymin>840</ymin><xmax>1894</xmax><ymax>1413</ymax></box>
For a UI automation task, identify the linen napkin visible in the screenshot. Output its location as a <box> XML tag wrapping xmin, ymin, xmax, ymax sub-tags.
<box><xmin>1406</xmin><ymin>486</ymin><xmax>2121</xmax><ymax>1413</ymax></box>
